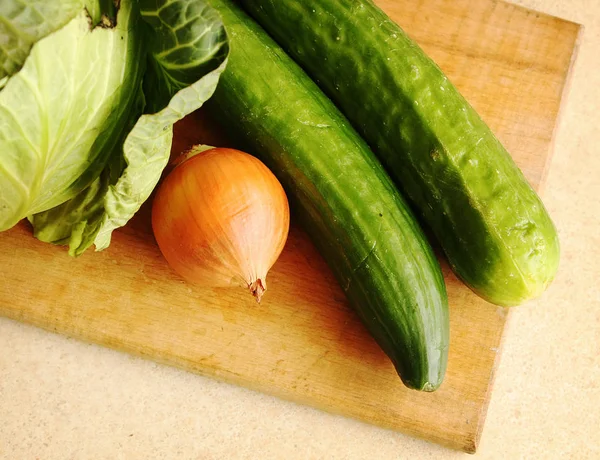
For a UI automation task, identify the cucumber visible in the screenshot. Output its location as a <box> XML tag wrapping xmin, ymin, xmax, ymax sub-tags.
<box><xmin>238</xmin><ymin>0</ymin><xmax>560</xmax><ymax>306</ymax></box>
<box><xmin>205</xmin><ymin>0</ymin><xmax>449</xmax><ymax>390</ymax></box>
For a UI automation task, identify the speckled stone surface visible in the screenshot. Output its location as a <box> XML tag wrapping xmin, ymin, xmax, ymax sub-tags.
<box><xmin>1</xmin><ymin>0</ymin><xmax>598</xmax><ymax>458</ymax></box>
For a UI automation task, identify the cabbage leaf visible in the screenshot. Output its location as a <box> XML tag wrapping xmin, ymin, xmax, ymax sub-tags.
<box><xmin>0</xmin><ymin>0</ymin><xmax>229</xmax><ymax>255</ymax></box>
<box><xmin>0</xmin><ymin>1</ymin><xmax>144</xmax><ymax>231</ymax></box>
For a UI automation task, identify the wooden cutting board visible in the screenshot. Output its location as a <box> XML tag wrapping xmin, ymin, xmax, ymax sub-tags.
<box><xmin>0</xmin><ymin>0</ymin><xmax>580</xmax><ymax>453</ymax></box>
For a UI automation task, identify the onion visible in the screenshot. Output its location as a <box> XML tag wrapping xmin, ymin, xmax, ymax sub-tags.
<box><xmin>152</xmin><ymin>146</ymin><xmax>290</xmax><ymax>302</ymax></box>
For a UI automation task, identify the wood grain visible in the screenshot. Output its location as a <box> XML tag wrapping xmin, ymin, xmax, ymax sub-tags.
<box><xmin>0</xmin><ymin>0</ymin><xmax>580</xmax><ymax>453</ymax></box>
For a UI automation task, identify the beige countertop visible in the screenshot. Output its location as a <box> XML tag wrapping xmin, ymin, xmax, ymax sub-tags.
<box><xmin>1</xmin><ymin>0</ymin><xmax>598</xmax><ymax>458</ymax></box>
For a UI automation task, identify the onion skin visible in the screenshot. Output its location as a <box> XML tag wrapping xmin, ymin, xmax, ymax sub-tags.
<box><xmin>152</xmin><ymin>147</ymin><xmax>290</xmax><ymax>302</ymax></box>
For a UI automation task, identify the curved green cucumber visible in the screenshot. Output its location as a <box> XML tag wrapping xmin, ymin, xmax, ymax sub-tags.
<box><xmin>239</xmin><ymin>0</ymin><xmax>560</xmax><ymax>306</ymax></box>
<box><xmin>206</xmin><ymin>0</ymin><xmax>449</xmax><ymax>390</ymax></box>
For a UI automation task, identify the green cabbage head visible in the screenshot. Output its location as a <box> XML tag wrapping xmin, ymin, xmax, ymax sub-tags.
<box><xmin>0</xmin><ymin>0</ymin><xmax>229</xmax><ymax>255</ymax></box>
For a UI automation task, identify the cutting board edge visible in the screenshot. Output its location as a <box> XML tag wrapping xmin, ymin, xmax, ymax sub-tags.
<box><xmin>0</xmin><ymin>310</ymin><xmax>477</xmax><ymax>453</ymax></box>
<box><xmin>471</xmin><ymin>22</ymin><xmax>583</xmax><ymax>452</ymax></box>
<box><xmin>469</xmin><ymin>309</ymin><xmax>512</xmax><ymax>453</ymax></box>
<box><xmin>507</xmin><ymin>0</ymin><xmax>581</xmax><ymax>27</ymax></box>
<box><xmin>538</xmin><ymin>21</ymin><xmax>584</xmax><ymax>196</ymax></box>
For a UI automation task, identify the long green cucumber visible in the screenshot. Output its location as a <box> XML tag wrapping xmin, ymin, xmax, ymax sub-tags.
<box><xmin>238</xmin><ymin>0</ymin><xmax>560</xmax><ymax>307</ymax></box>
<box><xmin>205</xmin><ymin>0</ymin><xmax>448</xmax><ymax>390</ymax></box>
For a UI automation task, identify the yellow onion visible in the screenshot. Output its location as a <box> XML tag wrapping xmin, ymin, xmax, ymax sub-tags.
<box><xmin>152</xmin><ymin>147</ymin><xmax>290</xmax><ymax>302</ymax></box>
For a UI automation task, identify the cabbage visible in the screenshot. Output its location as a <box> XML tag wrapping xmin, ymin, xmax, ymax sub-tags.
<box><xmin>0</xmin><ymin>0</ymin><xmax>229</xmax><ymax>255</ymax></box>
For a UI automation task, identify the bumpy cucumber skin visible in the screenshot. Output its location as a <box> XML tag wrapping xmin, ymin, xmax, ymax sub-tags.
<box><xmin>239</xmin><ymin>0</ymin><xmax>560</xmax><ymax>306</ymax></box>
<box><xmin>206</xmin><ymin>0</ymin><xmax>449</xmax><ymax>390</ymax></box>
